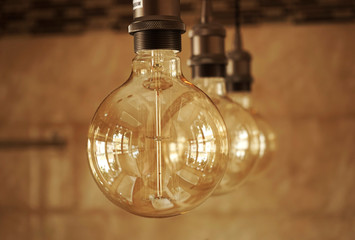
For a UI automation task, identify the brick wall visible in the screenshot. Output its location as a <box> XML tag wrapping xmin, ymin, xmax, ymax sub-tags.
<box><xmin>0</xmin><ymin>23</ymin><xmax>354</xmax><ymax>239</ymax></box>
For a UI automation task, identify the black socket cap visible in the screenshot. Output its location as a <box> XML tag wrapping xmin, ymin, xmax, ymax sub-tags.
<box><xmin>226</xmin><ymin>48</ymin><xmax>253</xmax><ymax>92</ymax></box>
<box><xmin>188</xmin><ymin>0</ymin><xmax>227</xmax><ymax>78</ymax></box>
<box><xmin>128</xmin><ymin>0</ymin><xmax>186</xmax><ymax>52</ymax></box>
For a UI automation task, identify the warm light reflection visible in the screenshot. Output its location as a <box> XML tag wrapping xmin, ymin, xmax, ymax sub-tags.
<box><xmin>116</xmin><ymin>175</ymin><xmax>137</xmax><ymax>204</ymax></box>
<box><xmin>187</xmin><ymin>120</ymin><xmax>216</xmax><ymax>170</ymax></box>
<box><xmin>95</xmin><ymin>140</ymin><xmax>110</xmax><ymax>173</ymax></box>
<box><xmin>192</xmin><ymin>78</ymin><xmax>260</xmax><ymax>195</ymax></box>
<box><xmin>227</xmin><ymin>92</ymin><xmax>277</xmax><ymax>177</ymax></box>
<box><xmin>234</xmin><ymin>128</ymin><xmax>249</xmax><ymax>159</ymax></box>
<box><xmin>87</xmin><ymin>50</ymin><xmax>229</xmax><ymax>217</ymax></box>
<box><xmin>168</xmin><ymin>143</ymin><xmax>179</xmax><ymax>163</ymax></box>
<box><xmin>258</xmin><ymin>132</ymin><xmax>266</xmax><ymax>157</ymax></box>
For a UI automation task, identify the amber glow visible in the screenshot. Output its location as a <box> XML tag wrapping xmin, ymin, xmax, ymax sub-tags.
<box><xmin>228</xmin><ymin>92</ymin><xmax>277</xmax><ymax>175</ymax></box>
<box><xmin>87</xmin><ymin>50</ymin><xmax>229</xmax><ymax>217</ymax></box>
<box><xmin>192</xmin><ymin>77</ymin><xmax>260</xmax><ymax>195</ymax></box>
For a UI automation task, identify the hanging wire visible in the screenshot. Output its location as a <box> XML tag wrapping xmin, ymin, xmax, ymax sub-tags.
<box><xmin>234</xmin><ymin>0</ymin><xmax>242</xmax><ymax>50</ymax></box>
<box><xmin>201</xmin><ymin>0</ymin><xmax>213</xmax><ymax>24</ymax></box>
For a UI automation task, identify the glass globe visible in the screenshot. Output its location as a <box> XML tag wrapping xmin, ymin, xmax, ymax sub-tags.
<box><xmin>228</xmin><ymin>92</ymin><xmax>276</xmax><ymax>175</ymax></box>
<box><xmin>192</xmin><ymin>77</ymin><xmax>260</xmax><ymax>195</ymax></box>
<box><xmin>87</xmin><ymin>50</ymin><xmax>229</xmax><ymax>218</ymax></box>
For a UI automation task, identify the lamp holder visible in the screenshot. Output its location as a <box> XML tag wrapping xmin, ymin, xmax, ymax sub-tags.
<box><xmin>128</xmin><ymin>0</ymin><xmax>186</xmax><ymax>52</ymax></box>
<box><xmin>226</xmin><ymin>0</ymin><xmax>253</xmax><ymax>92</ymax></box>
<box><xmin>188</xmin><ymin>0</ymin><xmax>227</xmax><ymax>78</ymax></box>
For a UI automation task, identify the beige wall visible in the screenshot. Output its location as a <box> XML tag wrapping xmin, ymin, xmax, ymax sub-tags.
<box><xmin>0</xmin><ymin>23</ymin><xmax>354</xmax><ymax>239</ymax></box>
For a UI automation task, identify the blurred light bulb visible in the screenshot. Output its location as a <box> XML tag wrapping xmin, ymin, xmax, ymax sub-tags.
<box><xmin>87</xmin><ymin>49</ymin><xmax>229</xmax><ymax>218</ymax></box>
<box><xmin>192</xmin><ymin>78</ymin><xmax>260</xmax><ymax>195</ymax></box>
<box><xmin>188</xmin><ymin>0</ymin><xmax>260</xmax><ymax>195</ymax></box>
<box><xmin>228</xmin><ymin>92</ymin><xmax>276</xmax><ymax>175</ymax></box>
<box><xmin>225</xmin><ymin>0</ymin><xmax>277</xmax><ymax>177</ymax></box>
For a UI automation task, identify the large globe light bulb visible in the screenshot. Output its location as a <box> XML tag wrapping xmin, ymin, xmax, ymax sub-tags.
<box><xmin>188</xmin><ymin>0</ymin><xmax>260</xmax><ymax>195</ymax></box>
<box><xmin>251</xmin><ymin>113</ymin><xmax>277</xmax><ymax>174</ymax></box>
<box><xmin>87</xmin><ymin>0</ymin><xmax>229</xmax><ymax>218</ymax></box>
<box><xmin>192</xmin><ymin>79</ymin><xmax>260</xmax><ymax>195</ymax></box>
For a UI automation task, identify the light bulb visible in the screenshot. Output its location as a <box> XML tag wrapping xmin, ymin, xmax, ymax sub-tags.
<box><xmin>192</xmin><ymin>78</ymin><xmax>260</xmax><ymax>195</ymax></box>
<box><xmin>188</xmin><ymin>0</ymin><xmax>260</xmax><ymax>195</ymax></box>
<box><xmin>87</xmin><ymin>49</ymin><xmax>229</xmax><ymax>217</ymax></box>
<box><xmin>87</xmin><ymin>0</ymin><xmax>230</xmax><ymax>218</ymax></box>
<box><xmin>228</xmin><ymin>92</ymin><xmax>276</xmax><ymax>175</ymax></box>
<box><xmin>225</xmin><ymin>0</ymin><xmax>277</xmax><ymax>176</ymax></box>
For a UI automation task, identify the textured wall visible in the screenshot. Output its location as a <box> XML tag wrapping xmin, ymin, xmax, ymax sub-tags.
<box><xmin>0</xmin><ymin>23</ymin><xmax>354</xmax><ymax>240</ymax></box>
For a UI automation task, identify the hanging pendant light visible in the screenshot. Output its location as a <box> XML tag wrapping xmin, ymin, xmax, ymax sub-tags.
<box><xmin>188</xmin><ymin>0</ymin><xmax>260</xmax><ymax>195</ymax></box>
<box><xmin>226</xmin><ymin>0</ymin><xmax>277</xmax><ymax>176</ymax></box>
<box><xmin>87</xmin><ymin>0</ymin><xmax>229</xmax><ymax>218</ymax></box>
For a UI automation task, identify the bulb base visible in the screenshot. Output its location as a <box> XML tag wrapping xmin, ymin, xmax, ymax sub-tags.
<box><xmin>133</xmin><ymin>30</ymin><xmax>182</xmax><ymax>52</ymax></box>
<box><xmin>128</xmin><ymin>0</ymin><xmax>185</xmax><ymax>52</ymax></box>
<box><xmin>226</xmin><ymin>80</ymin><xmax>251</xmax><ymax>92</ymax></box>
<box><xmin>226</xmin><ymin>49</ymin><xmax>253</xmax><ymax>92</ymax></box>
<box><xmin>191</xmin><ymin>64</ymin><xmax>226</xmax><ymax>78</ymax></box>
<box><xmin>188</xmin><ymin>0</ymin><xmax>227</xmax><ymax>79</ymax></box>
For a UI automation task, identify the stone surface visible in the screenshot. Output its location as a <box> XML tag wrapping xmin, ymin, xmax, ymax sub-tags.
<box><xmin>42</xmin><ymin>148</ymin><xmax>75</xmax><ymax>209</ymax></box>
<box><xmin>0</xmin><ymin>149</ymin><xmax>33</xmax><ymax>208</ymax></box>
<box><xmin>42</xmin><ymin>213</ymin><xmax>108</xmax><ymax>240</ymax></box>
<box><xmin>0</xmin><ymin>213</ymin><xmax>30</xmax><ymax>240</ymax></box>
<box><xmin>0</xmin><ymin>24</ymin><xmax>354</xmax><ymax>124</ymax></box>
<box><xmin>225</xmin><ymin>24</ymin><xmax>355</xmax><ymax>118</ymax></box>
<box><xmin>35</xmin><ymin>213</ymin><xmax>355</xmax><ymax>240</ymax></box>
<box><xmin>0</xmin><ymin>32</ymin><xmax>134</xmax><ymax>125</ymax></box>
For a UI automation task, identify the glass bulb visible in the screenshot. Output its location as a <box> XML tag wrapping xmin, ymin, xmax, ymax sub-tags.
<box><xmin>193</xmin><ymin>77</ymin><xmax>260</xmax><ymax>195</ymax></box>
<box><xmin>228</xmin><ymin>92</ymin><xmax>277</xmax><ymax>175</ymax></box>
<box><xmin>87</xmin><ymin>50</ymin><xmax>229</xmax><ymax>218</ymax></box>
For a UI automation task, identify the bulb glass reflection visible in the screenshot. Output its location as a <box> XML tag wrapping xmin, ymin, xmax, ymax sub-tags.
<box><xmin>193</xmin><ymin>77</ymin><xmax>260</xmax><ymax>195</ymax></box>
<box><xmin>87</xmin><ymin>50</ymin><xmax>229</xmax><ymax>217</ymax></box>
<box><xmin>228</xmin><ymin>92</ymin><xmax>276</xmax><ymax>175</ymax></box>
